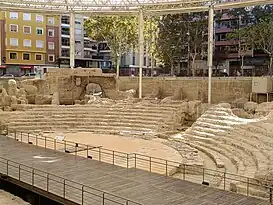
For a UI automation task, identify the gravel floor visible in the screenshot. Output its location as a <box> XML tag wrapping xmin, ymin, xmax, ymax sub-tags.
<box><xmin>0</xmin><ymin>190</ymin><xmax>29</xmax><ymax>205</ymax></box>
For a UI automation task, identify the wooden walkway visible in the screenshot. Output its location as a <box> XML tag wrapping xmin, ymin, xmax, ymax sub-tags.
<box><xmin>0</xmin><ymin>137</ymin><xmax>269</xmax><ymax>205</ymax></box>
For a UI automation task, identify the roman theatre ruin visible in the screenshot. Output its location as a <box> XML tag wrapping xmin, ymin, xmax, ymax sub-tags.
<box><xmin>1</xmin><ymin>68</ymin><xmax>273</xmax><ymax>199</ymax></box>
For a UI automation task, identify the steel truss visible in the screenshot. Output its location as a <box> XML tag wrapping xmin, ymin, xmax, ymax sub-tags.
<box><xmin>1</xmin><ymin>0</ymin><xmax>273</xmax><ymax>101</ymax></box>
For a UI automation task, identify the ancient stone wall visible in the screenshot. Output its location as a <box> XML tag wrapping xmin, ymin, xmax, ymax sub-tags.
<box><xmin>118</xmin><ymin>77</ymin><xmax>252</xmax><ymax>103</ymax></box>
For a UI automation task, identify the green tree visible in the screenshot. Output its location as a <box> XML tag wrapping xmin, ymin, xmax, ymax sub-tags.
<box><xmin>157</xmin><ymin>14</ymin><xmax>188</xmax><ymax>76</ymax></box>
<box><xmin>144</xmin><ymin>16</ymin><xmax>160</xmax><ymax>76</ymax></box>
<box><xmin>157</xmin><ymin>12</ymin><xmax>208</xmax><ymax>76</ymax></box>
<box><xmin>85</xmin><ymin>16</ymin><xmax>138</xmax><ymax>78</ymax></box>
<box><xmin>228</xmin><ymin>5</ymin><xmax>273</xmax><ymax>74</ymax></box>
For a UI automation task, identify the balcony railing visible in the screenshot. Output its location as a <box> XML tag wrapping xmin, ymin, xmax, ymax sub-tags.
<box><xmin>2</xmin><ymin>129</ymin><xmax>273</xmax><ymax>205</ymax></box>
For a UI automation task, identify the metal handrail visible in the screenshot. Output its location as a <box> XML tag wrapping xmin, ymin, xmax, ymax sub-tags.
<box><xmin>0</xmin><ymin>157</ymin><xmax>143</xmax><ymax>205</ymax></box>
<box><xmin>3</xmin><ymin>129</ymin><xmax>273</xmax><ymax>203</ymax></box>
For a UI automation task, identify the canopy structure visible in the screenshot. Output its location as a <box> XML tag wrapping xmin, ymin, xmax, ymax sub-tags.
<box><xmin>0</xmin><ymin>0</ymin><xmax>272</xmax><ymax>14</ymax></box>
<box><xmin>0</xmin><ymin>0</ymin><xmax>273</xmax><ymax>103</ymax></box>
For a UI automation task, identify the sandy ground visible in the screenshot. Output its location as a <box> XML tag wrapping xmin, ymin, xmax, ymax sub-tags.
<box><xmin>0</xmin><ymin>190</ymin><xmax>29</xmax><ymax>205</ymax></box>
<box><xmin>46</xmin><ymin>132</ymin><xmax>182</xmax><ymax>162</ymax></box>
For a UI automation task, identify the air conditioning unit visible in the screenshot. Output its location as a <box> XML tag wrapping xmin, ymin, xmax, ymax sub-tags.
<box><xmin>252</xmin><ymin>77</ymin><xmax>273</xmax><ymax>93</ymax></box>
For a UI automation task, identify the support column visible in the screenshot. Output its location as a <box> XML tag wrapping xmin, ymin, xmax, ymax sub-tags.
<box><xmin>70</xmin><ymin>12</ymin><xmax>75</xmax><ymax>68</ymax></box>
<box><xmin>207</xmin><ymin>5</ymin><xmax>214</xmax><ymax>104</ymax></box>
<box><xmin>138</xmin><ymin>9</ymin><xmax>144</xmax><ymax>99</ymax></box>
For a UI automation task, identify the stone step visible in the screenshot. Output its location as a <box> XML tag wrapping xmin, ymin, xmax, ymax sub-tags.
<box><xmin>183</xmin><ymin>133</ymin><xmax>257</xmax><ymax>177</ymax></box>
<box><xmin>8</xmin><ymin>121</ymin><xmax>157</xmax><ymax>130</ymax></box>
<box><xmin>28</xmin><ymin>105</ymin><xmax>180</xmax><ymax>112</ymax></box>
<box><xmin>197</xmin><ymin>117</ymin><xmax>246</xmax><ymax>126</ymax></box>
<box><xmin>201</xmin><ymin>113</ymin><xmax>253</xmax><ymax>123</ymax></box>
<box><xmin>234</xmin><ymin>127</ymin><xmax>273</xmax><ymax>148</ymax></box>
<box><xmin>9</xmin><ymin>117</ymin><xmax>160</xmax><ymax>125</ymax></box>
<box><xmin>9</xmin><ymin>127</ymin><xmax>154</xmax><ymax>136</ymax></box>
<box><xmin>184</xmin><ymin>141</ymin><xmax>225</xmax><ymax>169</ymax></box>
<box><xmin>192</xmin><ymin>126</ymin><xmax>228</xmax><ymax>136</ymax></box>
<box><xmin>189</xmin><ymin>126</ymin><xmax>269</xmax><ymax>174</ymax></box>
<box><xmin>10</xmin><ymin>111</ymin><xmax>174</xmax><ymax>118</ymax></box>
<box><xmin>22</xmin><ymin>103</ymin><xmax>181</xmax><ymax>109</ymax></box>
<box><xmin>193</xmin><ymin>121</ymin><xmax>232</xmax><ymax>131</ymax></box>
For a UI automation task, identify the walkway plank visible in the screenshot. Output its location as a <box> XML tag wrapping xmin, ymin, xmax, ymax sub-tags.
<box><xmin>0</xmin><ymin>137</ymin><xmax>269</xmax><ymax>205</ymax></box>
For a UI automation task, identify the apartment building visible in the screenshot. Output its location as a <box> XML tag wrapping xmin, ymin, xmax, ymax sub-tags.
<box><xmin>0</xmin><ymin>11</ymin><xmax>59</xmax><ymax>76</ymax></box>
<box><xmin>214</xmin><ymin>12</ymin><xmax>267</xmax><ymax>76</ymax></box>
<box><xmin>59</xmin><ymin>15</ymin><xmax>111</xmax><ymax>68</ymax></box>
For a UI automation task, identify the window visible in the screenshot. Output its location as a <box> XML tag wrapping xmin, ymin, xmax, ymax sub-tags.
<box><xmin>10</xmin><ymin>24</ymin><xmax>18</xmax><ymax>32</ymax></box>
<box><xmin>10</xmin><ymin>38</ymin><xmax>18</xmax><ymax>46</ymax></box>
<box><xmin>48</xmin><ymin>55</ymin><xmax>55</xmax><ymax>62</ymax></box>
<box><xmin>23</xmin><ymin>13</ymin><xmax>31</xmax><ymax>21</ymax></box>
<box><xmin>48</xmin><ymin>42</ymin><xmax>54</xmax><ymax>50</ymax></box>
<box><xmin>36</xmin><ymin>15</ymin><xmax>43</xmax><ymax>22</ymax></box>
<box><xmin>35</xmin><ymin>54</ymin><xmax>42</xmax><ymax>61</ymax></box>
<box><xmin>36</xmin><ymin>28</ymin><xmax>43</xmax><ymax>35</ymax></box>
<box><xmin>61</xmin><ymin>16</ymin><xmax>69</xmax><ymax>24</ymax></box>
<box><xmin>9</xmin><ymin>53</ymin><xmax>17</xmax><ymax>60</ymax></box>
<box><xmin>36</xmin><ymin>40</ymin><xmax>44</xmax><ymax>48</ymax></box>
<box><xmin>48</xmin><ymin>29</ymin><xmax>54</xmax><ymax>37</ymax></box>
<box><xmin>75</xmin><ymin>29</ymin><xmax>81</xmax><ymax>35</ymax></box>
<box><xmin>23</xmin><ymin>39</ymin><xmax>31</xmax><ymax>47</ymax></box>
<box><xmin>10</xmin><ymin>12</ymin><xmax>18</xmax><ymax>19</ymax></box>
<box><xmin>23</xmin><ymin>53</ymin><xmax>30</xmax><ymax>60</ymax></box>
<box><xmin>47</xmin><ymin>17</ymin><xmax>54</xmax><ymax>25</ymax></box>
<box><xmin>23</xmin><ymin>26</ymin><xmax>31</xmax><ymax>34</ymax></box>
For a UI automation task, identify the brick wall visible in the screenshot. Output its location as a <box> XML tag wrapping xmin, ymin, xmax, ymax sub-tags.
<box><xmin>118</xmin><ymin>77</ymin><xmax>252</xmax><ymax>103</ymax></box>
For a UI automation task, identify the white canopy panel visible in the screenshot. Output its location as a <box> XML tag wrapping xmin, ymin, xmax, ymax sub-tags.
<box><xmin>0</xmin><ymin>0</ymin><xmax>272</xmax><ymax>14</ymax></box>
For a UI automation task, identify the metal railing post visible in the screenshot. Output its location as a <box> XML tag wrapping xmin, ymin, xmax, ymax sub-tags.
<box><xmin>32</xmin><ymin>169</ymin><xmax>34</xmax><ymax>186</ymax></box>
<box><xmin>165</xmin><ymin>160</ymin><xmax>168</xmax><ymax>176</ymax></box>
<box><xmin>46</xmin><ymin>173</ymin><xmax>49</xmax><ymax>192</ymax></box>
<box><xmin>64</xmin><ymin>140</ymin><xmax>66</xmax><ymax>152</ymax></box>
<box><xmin>183</xmin><ymin>164</ymin><xmax>186</xmax><ymax>180</ymax></box>
<box><xmin>102</xmin><ymin>192</ymin><xmax>105</xmax><ymax>205</ymax></box>
<box><xmin>134</xmin><ymin>153</ymin><xmax>137</xmax><ymax>169</ymax></box>
<box><xmin>127</xmin><ymin>154</ymin><xmax>129</xmax><ymax>169</ymax></box>
<box><xmin>269</xmin><ymin>187</ymin><xmax>272</xmax><ymax>204</ymax></box>
<box><xmin>247</xmin><ymin>177</ymin><xmax>249</xmax><ymax>196</ymax></box>
<box><xmin>149</xmin><ymin>157</ymin><xmax>152</xmax><ymax>172</ymax></box>
<box><xmin>81</xmin><ymin>185</ymin><xmax>84</xmax><ymax>205</ymax></box>
<box><xmin>18</xmin><ymin>164</ymin><xmax>21</xmax><ymax>181</ymax></box>
<box><xmin>75</xmin><ymin>144</ymin><xmax>77</xmax><ymax>157</ymax></box>
<box><xmin>223</xmin><ymin>172</ymin><xmax>226</xmax><ymax>190</ymax></box>
<box><xmin>63</xmin><ymin>179</ymin><xmax>66</xmax><ymax>198</ymax></box>
<box><xmin>202</xmin><ymin>168</ymin><xmax>205</xmax><ymax>182</ymax></box>
<box><xmin>6</xmin><ymin>160</ymin><xmax>8</xmax><ymax>175</ymax></box>
<box><xmin>99</xmin><ymin>147</ymin><xmax>101</xmax><ymax>161</ymax></box>
<box><xmin>112</xmin><ymin>151</ymin><xmax>115</xmax><ymax>165</ymax></box>
<box><xmin>45</xmin><ymin>136</ymin><xmax>47</xmax><ymax>149</ymax></box>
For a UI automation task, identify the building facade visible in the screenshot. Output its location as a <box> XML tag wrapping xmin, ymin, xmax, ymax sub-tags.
<box><xmin>0</xmin><ymin>11</ymin><xmax>59</xmax><ymax>76</ymax></box>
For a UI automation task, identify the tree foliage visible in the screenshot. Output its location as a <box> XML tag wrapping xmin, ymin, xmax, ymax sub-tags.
<box><xmin>157</xmin><ymin>12</ymin><xmax>208</xmax><ymax>76</ymax></box>
<box><xmin>84</xmin><ymin>15</ymin><xmax>138</xmax><ymax>77</ymax></box>
<box><xmin>228</xmin><ymin>5</ymin><xmax>273</xmax><ymax>74</ymax></box>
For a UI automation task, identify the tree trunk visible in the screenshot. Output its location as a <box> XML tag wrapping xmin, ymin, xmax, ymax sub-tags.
<box><xmin>151</xmin><ymin>56</ymin><xmax>154</xmax><ymax>77</ymax></box>
<box><xmin>191</xmin><ymin>56</ymin><xmax>196</xmax><ymax>77</ymax></box>
<box><xmin>269</xmin><ymin>55</ymin><xmax>273</xmax><ymax>76</ymax></box>
<box><xmin>170</xmin><ymin>64</ymin><xmax>174</xmax><ymax>76</ymax></box>
<box><xmin>115</xmin><ymin>56</ymin><xmax>120</xmax><ymax>79</ymax></box>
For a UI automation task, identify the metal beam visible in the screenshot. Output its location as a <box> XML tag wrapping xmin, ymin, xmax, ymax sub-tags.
<box><xmin>138</xmin><ymin>9</ymin><xmax>144</xmax><ymax>99</ymax></box>
<box><xmin>70</xmin><ymin>12</ymin><xmax>75</xmax><ymax>68</ymax></box>
<box><xmin>207</xmin><ymin>5</ymin><xmax>214</xmax><ymax>105</ymax></box>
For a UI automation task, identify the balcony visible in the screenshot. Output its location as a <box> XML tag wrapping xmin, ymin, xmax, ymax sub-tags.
<box><xmin>84</xmin><ymin>54</ymin><xmax>92</xmax><ymax>58</ymax></box>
